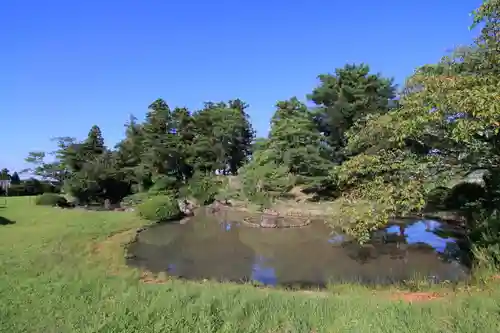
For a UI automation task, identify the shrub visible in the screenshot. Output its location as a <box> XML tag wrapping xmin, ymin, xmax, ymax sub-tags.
<box><xmin>181</xmin><ymin>174</ymin><xmax>221</xmax><ymax>205</ymax></box>
<box><xmin>214</xmin><ymin>176</ymin><xmax>241</xmax><ymax>203</ymax></box>
<box><xmin>137</xmin><ymin>195</ymin><xmax>182</xmax><ymax>222</ymax></box>
<box><xmin>148</xmin><ymin>175</ymin><xmax>179</xmax><ymax>195</ymax></box>
<box><xmin>239</xmin><ymin>159</ymin><xmax>295</xmax><ymax>204</ymax></box>
<box><xmin>35</xmin><ymin>193</ymin><xmax>68</xmax><ymax>207</ymax></box>
<box><xmin>120</xmin><ymin>192</ymin><xmax>151</xmax><ymax>208</ymax></box>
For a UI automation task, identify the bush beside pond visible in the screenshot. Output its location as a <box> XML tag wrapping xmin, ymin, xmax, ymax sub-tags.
<box><xmin>35</xmin><ymin>193</ymin><xmax>68</xmax><ymax>207</ymax></box>
<box><xmin>120</xmin><ymin>192</ymin><xmax>152</xmax><ymax>208</ymax></box>
<box><xmin>137</xmin><ymin>195</ymin><xmax>182</xmax><ymax>222</ymax></box>
<box><xmin>180</xmin><ymin>173</ymin><xmax>222</xmax><ymax>205</ymax></box>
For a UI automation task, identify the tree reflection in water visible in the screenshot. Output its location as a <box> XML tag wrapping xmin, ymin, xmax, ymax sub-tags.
<box><xmin>127</xmin><ymin>215</ymin><xmax>469</xmax><ymax>287</ymax></box>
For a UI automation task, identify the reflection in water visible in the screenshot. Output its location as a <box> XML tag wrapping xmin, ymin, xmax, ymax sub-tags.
<box><xmin>251</xmin><ymin>255</ymin><xmax>277</xmax><ymax>285</ymax></box>
<box><xmin>127</xmin><ymin>211</ymin><xmax>469</xmax><ymax>288</ymax></box>
<box><xmin>167</xmin><ymin>263</ymin><xmax>176</xmax><ymax>274</ymax></box>
<box><xmin>385</xmin><ymin>220</ymin><xmax>455</xmax><ymax>253</ymax></box>
<box><xmin>328</xmin><ymin>234</ymin><xmax>345</xmax><ymax>244</ymax></box>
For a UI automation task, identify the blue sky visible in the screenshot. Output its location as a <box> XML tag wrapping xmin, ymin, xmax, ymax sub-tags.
<box><xmin>0</xmin><ymin>0</ymin><xmax>482</xmax><ymax>173</ymax></box>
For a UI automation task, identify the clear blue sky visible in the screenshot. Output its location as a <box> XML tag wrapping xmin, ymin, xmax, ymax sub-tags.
<box><xmin>0</xmin><ymin>0</ymin><xmax>482</xmax><ymax>173</ymax></box>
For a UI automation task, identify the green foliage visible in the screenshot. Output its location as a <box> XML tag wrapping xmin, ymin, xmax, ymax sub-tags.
<box><xmin>330</xmin><ymin>0</ymin><xmax>500</xmax><ymax>244</ymax></box>
<box><xmin>19</xmin><ymin>1</ymin><xmax>499</xmax><ymax>259</ymax></box>
<box><xmin>28</xmin><ymin>95</ymin><xmax>255</xmax><ymax>207</ymax></box>
<box><xmin>23</xmin><ymin>137</ymin><xmax>74</xmax><ymax>184</ymax></box>
<box><xmin>35</xmin><ymin>193</ymin><xmax>67</xmax><ymax>206</ymax></box>
<box><xmin>148</xmin><ymin>175</ymin><xmax>179</xmax><ymax>195</ymax></box>
<box><xmin>10</xmin><ymin>172</ymin><xmax>20</xmax><ymax>185</ymax></box>
<box><xmin>191</xmin><ymin>100</ymin><xmax>254</xmax><ymax>174</ymax></box>
<box><xmin>213</xmin><ymin>176</ymin><xmax>243</xmax><ymax>203</ymax></box>
<box><xmin>140</xmin><ymin>99</ymin><xmax>178</xmax><ymax>178</ymax></box>
<box><xmin>0</xmin><ymin>168</ymin><xmax>10</xmax><ymax>180</ymax></box>
<box><xmin>63</xmin><ymin>154</ymin><xmax>129</xmax><ymax>204</ymax></box>
<box><xmin>137</xmin><ymin>195</ymin><xmax>182</xmax><ymax>222</ymax></box>
<box><xmin>308</xmin><ymin>63</ymin><xmax>396</xmax><ymax>162</ymax></box>
<box><xmin>237</xmin><ymin>98</ymin><xmax>332</xmax><ymax>205</ymax></box>
<box><xmin>239</xmin><ymin>147</ymin><xmax>295</xmax><ymax>206</ymax></box>
<box><xmin>120</xmin><ymin>192</ymin><xmax>152</xmax><ymax>208</ymax></box>
<box><xmin>0</xmin><ymin>177</ymin><xmax>60</xmax><ymax>197</ymax></box>
<box><xmin>181</xmin><ymin>173</ymin><xmax>222</xmax><ymax>205</ymax></box>
<box><xmin>267</xmin><ymin>98</ymin><xmax>333</xmax><ymax>180</ymax></box>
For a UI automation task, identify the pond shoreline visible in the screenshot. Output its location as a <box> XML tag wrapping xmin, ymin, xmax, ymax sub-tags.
<box><xmin>106</xmin><ymin>226</ymin><xmax>455</xmax><ymax>302</ymax></box>
<box><xmin>125</xmin><ymin>207</ymin><xmax>471</xmax><ymax>291</ymax></box>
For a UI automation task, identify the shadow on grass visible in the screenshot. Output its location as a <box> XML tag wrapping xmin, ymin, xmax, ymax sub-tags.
<box><xmin>0</xmin><ymin>216</ymin><xmax>16</xmax><ymax>225</ymax></box>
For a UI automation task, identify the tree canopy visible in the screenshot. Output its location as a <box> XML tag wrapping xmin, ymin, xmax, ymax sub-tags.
<box><xmin>331</xmin><ymin>0</ymin><xmax>500</xmax><ymax>241</ymax></box>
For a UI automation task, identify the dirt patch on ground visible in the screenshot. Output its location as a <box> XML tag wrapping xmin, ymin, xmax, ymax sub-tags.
<box><xmin>390</xmin><ymin>292</ymin><xmax>443</xmax><ymax>303</ymax></box>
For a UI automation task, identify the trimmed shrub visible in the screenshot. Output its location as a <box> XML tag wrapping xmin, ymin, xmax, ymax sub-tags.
<box><xmin>180</xmin><ymin>174</ymin><xmax>222</xmax><ymax>205</ymax></box>
<box><xmin>148</xmin><ymin>175</ymin><xmax>179</xmax><ymax>195</ymax></box>
<box><xmin>137</xmin><ymin>195</ymin><xmax>182</xmax><ymax>222</ymax></box>
<box><xmin>35</xmin><ymin>193</ymin><xmax>68</xmax><ymax>207</ymax></box>
<box><xmin>239</xmin><ymin>159</ymin><xmax>295</xmax><ymax>206</ymax></box>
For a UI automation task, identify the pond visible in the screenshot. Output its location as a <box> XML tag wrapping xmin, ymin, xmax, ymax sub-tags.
<box><xmin>126</xmin><ymin>210</ymin><xmax>469</xmax><ymax>288</ymax></box>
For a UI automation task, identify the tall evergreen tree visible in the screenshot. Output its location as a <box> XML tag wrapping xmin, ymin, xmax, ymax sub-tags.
<box><xmin>171</xmin><ymin>107</ymin><xmax>195</xmax><ymax>180</ymax></box>
<box><xmin>191</xmin><ymin>100</ymin><xmax>254</xmax><ymax>174</ymax></box>
<box><xmin>115</xmin><ymin>115</ymin><xmax>145</xmax><ymax>188</ymax></box>
<box><xmin>0</xmin><ymin>168</ymin><xmax>10</xmax><ymax>181</ymax></box>
<box><xmin>10</xmin><ymin>172</ymin><xmax>21</xmax><ymax>185</ymax></box>
<box><xmin>140</xmin><ymin>99</ymin><xmax>173</xmax><ymax>178</ymax></box>
<box><xmin>308</xmin><ymin>63</ymin><xmax>396</xmax><ymax>162</ymax></box>
<box><xmin>227</xmin><ymin>99</ymin><xmax>255</xmax><ymax>174</ymax></box>
<box><xmin>191</xmin><ymin>102</ymin><xmax>224</xmax><ymax>173</ymax></box>
<box><xmin>267</xmin><ymin>97</ymin><xmax>333</xmax><ymax>181</ymax></box>
<box><xmin>82</xmin><ymin>125</ymin><xmax>105</xmax><ymax>159</ymax></box>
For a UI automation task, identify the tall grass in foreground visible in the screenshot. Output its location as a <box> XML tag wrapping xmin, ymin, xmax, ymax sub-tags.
<box><xmin>1</xmin><ymin>197</ymin><xmax>500</xmax><ymax>332</ymax></box>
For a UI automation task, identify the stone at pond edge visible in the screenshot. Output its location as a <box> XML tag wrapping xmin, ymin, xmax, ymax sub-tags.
<box><xmin>260</xmin><ymin>214</ymin><xmax>278</xmax><ymax>228</ymax></box>
<box><xmin>124</xmin><ymin>253</ymin><xmax>136</xmax><ymax>260</ymax></box>
<box><xmin>178</xmin><ymin>199</ymin><xmax>196</xmax><ymax>216</ymax></box>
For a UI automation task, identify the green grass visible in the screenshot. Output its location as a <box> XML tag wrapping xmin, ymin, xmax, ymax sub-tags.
<box><xmin>1</xmin><ymin>197</ymin><xmax>500</xmax><ymax>332</ymax></box>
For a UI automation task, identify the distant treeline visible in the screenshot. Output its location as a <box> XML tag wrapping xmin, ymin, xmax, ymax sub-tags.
<box><xmin>0</xmin><ymin>168</ymin><xmax>60</xmax><ymax>196</ymax></box>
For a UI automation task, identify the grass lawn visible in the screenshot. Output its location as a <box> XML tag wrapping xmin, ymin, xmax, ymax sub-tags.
<box><xmin>1</xmin><ymin>196</ymin><xmax>500</xmax><ymax>332</ymax></box>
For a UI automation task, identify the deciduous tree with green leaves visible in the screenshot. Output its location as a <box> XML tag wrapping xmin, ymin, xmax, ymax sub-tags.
<box><xmin>333</xmin><ymin>0</ymin><xmax>500</xmax><ymax>242</ymax></box>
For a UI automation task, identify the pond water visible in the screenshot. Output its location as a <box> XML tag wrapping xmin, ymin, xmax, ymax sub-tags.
<box><xmin>126</xmin><ymin>210</ymin><xmax>469</xmax><ymax>288</ymax></box>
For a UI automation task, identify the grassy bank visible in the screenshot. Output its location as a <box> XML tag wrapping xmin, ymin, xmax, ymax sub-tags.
<box><xmin>1</xmin><ymin>197</ymin><xmax>500</xmax><ymax>332</ymax></box>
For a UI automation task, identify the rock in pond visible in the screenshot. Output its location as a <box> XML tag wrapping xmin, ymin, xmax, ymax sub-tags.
<box><xmin>260</xmin><ymin>214</ymin><xmax>278</xmax><ymax>228</ymax></box>
<box><xmin>178</xmin><ymin>199</ymin><xmax>195</xmax><ymax>216</ymax></box>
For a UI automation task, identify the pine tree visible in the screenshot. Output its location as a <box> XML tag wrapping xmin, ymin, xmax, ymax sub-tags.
<box><xmin>116</xmin><ymin>116</ymin><xmax>144</xmax><ymax>178</ymax></box>
<box><xmin>308</xmin><ymin>63</ymin><xmax>396</xmax><ymax>162</ymax></box>
<box><xmin>10</xmin><ymin>172</ymin><xmax>21</xmax><ymax>185</ymax></box>
<box><xmin>141</xmin><ymin>99</ymin><xmax>173</xmax><ymax>177</ymax></box>
<box><xmin>83</xmin><ymin>125</ymin><xmax>105</xmax><ymax>158</ymax></box>
<box><xmin>267</xmin><ymin>97</ymin><xmax>333</xmax><ymax>181</ymax></box>
<box><xmin>0</xmin><ymin>168</ymin><xmax>10</xmax><ymax>181</ymax></box>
